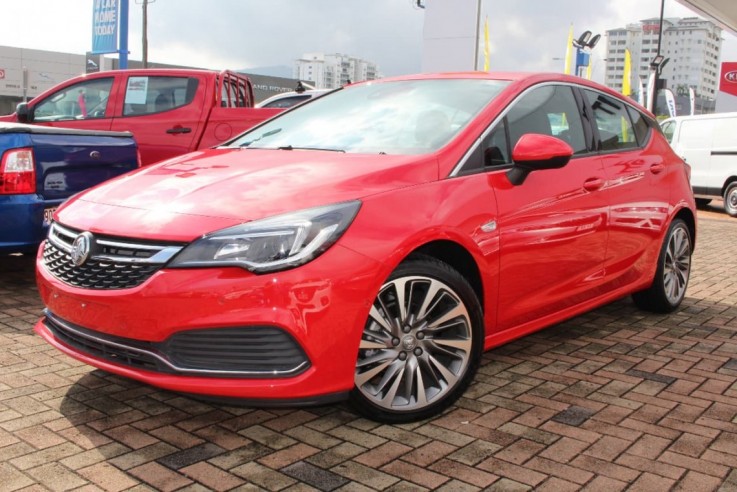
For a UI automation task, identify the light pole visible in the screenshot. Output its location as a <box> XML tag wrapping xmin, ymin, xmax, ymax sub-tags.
<box><xmin>572</xmin><ymin>31</ymin><xmax>601</xmax><ymax>78</ymax></box>
<box><xmin>135</xmin><ymin>0</ymin><xmax>156</xmax><ymax>68</ymax></box>
<box><xmin>649</xmin><ymin>0</ymin><xmax>666</xmax><ymax>113</ymax></box>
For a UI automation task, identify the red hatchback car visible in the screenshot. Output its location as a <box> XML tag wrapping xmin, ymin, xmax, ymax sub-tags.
<box><xmin>35</xmin><ymin>73</ymin><xmax>696</xmax><ymax>422</ymax></box>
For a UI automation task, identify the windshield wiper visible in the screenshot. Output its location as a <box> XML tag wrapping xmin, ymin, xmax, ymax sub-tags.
<box><xmin>277</xmin><ymin>145</ymin><xmax>345</xmax><ymax>152</ymax></box>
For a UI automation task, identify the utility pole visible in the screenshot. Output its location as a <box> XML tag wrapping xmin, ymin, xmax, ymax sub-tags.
<box><xmin>136</xmin><ymin>0</ymin><xmax>156</xmax><ymax>68</ymax></box>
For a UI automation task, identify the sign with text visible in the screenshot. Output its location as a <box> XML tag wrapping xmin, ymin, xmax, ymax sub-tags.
<box><xmin>92</xmin><ymin>0</ymin><xmax>118</xmax><ymax>54</ymax></box>
<box><xmin>720</xmin><ymin>62</ymin><xmax>737</xmax><ymax>98</ymax></box>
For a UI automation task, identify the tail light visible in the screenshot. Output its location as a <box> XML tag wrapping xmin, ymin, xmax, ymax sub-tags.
<box><xmin>0</xmin><ymin>148</ymin><xmax>36</xmax><ymax>194</ymax></box>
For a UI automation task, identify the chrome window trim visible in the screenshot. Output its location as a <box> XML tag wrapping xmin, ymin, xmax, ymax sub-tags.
<box><xmin>45</xmin><ymin>310</ymin><xmax>309</xmax><ymax>377</ymax></box>
<box><xmin>449</xmin><ymin>81</ymin><xmax>647</xmax><ymax>177</ymax></box>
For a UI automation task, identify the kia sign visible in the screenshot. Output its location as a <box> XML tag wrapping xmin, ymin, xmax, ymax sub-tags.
<box><xmin>92</xmin><ymin>0</ymin><xmax>118</xmax><ymax>54</ymax></box>
<box><xmin>719</xmin><ymin>62</ymin><xmax>737</xmax><ymax>98</ymax></box>
<box><xmin>0</xmin><ymin>69</ymin><xmax>5</xmax><ymax>79</ymax></box>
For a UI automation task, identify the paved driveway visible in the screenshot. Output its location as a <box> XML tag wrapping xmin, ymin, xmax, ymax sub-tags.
<box><xmin>1</xmin><ymin>214</ymin><xmax>736</xmax><ymax>491</ymax></box>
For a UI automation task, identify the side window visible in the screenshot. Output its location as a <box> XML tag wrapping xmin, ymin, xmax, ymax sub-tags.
<box><xmin>123</xmin><ymin>76</ymin><xmax>198</xmax><ymax>116</ymax></box>
<box><xmin>584</xmin><ymin>90</ymin><xmax>638</xmax><ymax>151</ymax></box>
<box><xmin>660</xmin><ymin>121</ymin><xmax>675</xmax><ymax>143</ymax></box>
<box><xmin>458</xmin><ymin>85</ymin><xmax>588</xmax><ymax>175</ymax></box>
<box><xmin>33</xmin><ymin>78</ymin><xmax>113</xmax><ymax>121</ymax></box>
<box><xmin>506</xmin><ymin>85</ymin><xmax>587</xmax><ymax>154</ymax></box>
<box><xmin>627</xmin><ymin>106</ymin><xmax>651</xmax><ymax>146</ymax></box>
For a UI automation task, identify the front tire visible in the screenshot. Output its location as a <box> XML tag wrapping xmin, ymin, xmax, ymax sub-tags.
<box><xmin>724</xmin><ymin>183</ymin><xmax>737</xmax><ymax>217</ymax></box>
<box><xmin>350</xmin><ymin>256</ymin><xmax>483</xmax><ymax>423</ymax></box>
<box><xmin>632</xmin><ymin>218</ymin><xmax>692</xmax><ymax>313</ymax></box>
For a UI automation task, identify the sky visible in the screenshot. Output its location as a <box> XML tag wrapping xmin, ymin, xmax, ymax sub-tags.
<box><xmin>1</xmin><ymin>0</ymin><xmax>736</xmax><ymax>85</ymax></box>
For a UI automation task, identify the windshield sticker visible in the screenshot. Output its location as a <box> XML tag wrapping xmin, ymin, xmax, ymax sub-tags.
<box><xmin>125</xmin><ymin>77</ymin><xmax>149</xmax><ymax>105</ymax></box>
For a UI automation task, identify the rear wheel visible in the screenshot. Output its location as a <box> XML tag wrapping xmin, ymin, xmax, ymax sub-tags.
<box><xmin>350</xmin><ymin>257</ymin><xmax>483</xmax><ymax>423</ymax></box>
<box><xmin>632</xmin><ymin>218</ymin><xmax>691</xmax><ymax>313</ymax></box>
<box><xmin>724</xmin><ymin>183</ymin><xmax>737</xmax><ymax>217</ymax></box>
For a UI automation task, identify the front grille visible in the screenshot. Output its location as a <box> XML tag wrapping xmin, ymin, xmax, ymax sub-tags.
<box><xmin>44</xmin><ymin>311</ymin><xmax>310</xmax><ymax>378</ymax></box>
<box><xmin>42</xmin><ymin>223</ymin><xmax>184</xmax><ymax>290</ymax></box>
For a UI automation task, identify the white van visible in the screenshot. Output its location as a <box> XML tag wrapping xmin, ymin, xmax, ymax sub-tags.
<box><xmin>661</xmin><ymin>112</ymin><xmax>737</xmax><ymax>217</ymax></box>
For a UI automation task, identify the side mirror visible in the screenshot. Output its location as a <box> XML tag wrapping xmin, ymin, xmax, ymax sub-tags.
<box><xmin>16</xmin><ymin>103</ymin><xmax>31</xmax><ymax>123</ymax></box>
<box><xmin>506</xmin><ymin>133</ymin><xmax>573</xmax><ymax>186</ymax></box>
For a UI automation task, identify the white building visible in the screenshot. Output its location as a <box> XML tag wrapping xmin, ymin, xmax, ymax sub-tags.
<box><xmin>604</xmin><ymin>17</ymin><xmax>722</xmax><ymax>102</ymax></box>
<box><xmin>294</xmin><ymin>53</ymin><xmax>380</xmax><ymax>89</ymax></box>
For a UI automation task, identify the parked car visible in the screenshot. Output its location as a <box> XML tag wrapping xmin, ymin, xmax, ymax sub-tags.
<box><xmin>256</xmin><ymin>89</ymin><xmax>331</xmax><ymax>109</ymax></box>
<box><xmin>0</xmin><ymin>69</ymin><xmax>282</xmax><ymax>165</ymax></box>
<box><xmin>0</xmin><ymin>122</ymin><xmax>138</xmax><ymax>254</ymax></box>
<box><xmin>661</xmin><ymin>112</ymin><xmax>737</xmax><ymax>216</ymax></box>
<box><xmin>34</xmin><ymin>73</ymin><xmax>696</xmax><ymax>422</ymax></box>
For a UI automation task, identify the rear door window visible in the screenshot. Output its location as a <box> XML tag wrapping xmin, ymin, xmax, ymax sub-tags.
<box><xmin>122</xmin><ymin>76</ymin><xmax>198</xmax><ymax>116</ymax></box>
<box><xmin>584</xmin><ymin>90</ymin><xmax>638</xmax><ymax>151</ymax></box>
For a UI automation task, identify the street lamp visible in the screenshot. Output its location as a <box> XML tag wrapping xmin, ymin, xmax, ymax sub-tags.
<box><xmin>572</xmin><ymin>30</ymin><xmax>600</xmax><ymax>78</ymax></box>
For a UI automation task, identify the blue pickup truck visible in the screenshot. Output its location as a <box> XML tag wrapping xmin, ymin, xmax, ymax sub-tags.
<box><xmin>0</xmin><ymin>123</ymin><xmax>139</xmax><ymax>254</ymax></box>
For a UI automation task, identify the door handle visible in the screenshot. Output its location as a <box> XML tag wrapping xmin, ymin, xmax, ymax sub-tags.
<box><xmin>583</xmin><ymin>178</ymin><xmax>604</xmax><ymax>192</ymax></box>
<box><xmin>166</xmin><ymin>126</ymin><xmax>192</xmax><ymax>134</ymax></box>
<box><xmin>650</xmin><ymin>163</ymin><xmax>665</xmax><ymax>174</ymax></box>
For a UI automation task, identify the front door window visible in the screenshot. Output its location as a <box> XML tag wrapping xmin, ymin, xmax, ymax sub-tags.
<box><xmin>33</xmin><ymin>78</ymin><xmax>114</xmax><ymax>121</ymax></box>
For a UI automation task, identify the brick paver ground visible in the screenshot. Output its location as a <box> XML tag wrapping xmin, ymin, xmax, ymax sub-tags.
<box><xmin>1</xmin><ymin>213</ymin><xmax>736</xmax><ymax>491</ymax></box>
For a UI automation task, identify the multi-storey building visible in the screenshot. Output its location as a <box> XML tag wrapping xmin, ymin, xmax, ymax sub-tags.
<box><xmin>604</xmin><ymin>17</ymin><xmax>722</xmax><ymax>101</ymax></box>
<box><xmin>294</xmin><ymin>53</ymin><xmax>380</xmax><ymax>89</ymax></box>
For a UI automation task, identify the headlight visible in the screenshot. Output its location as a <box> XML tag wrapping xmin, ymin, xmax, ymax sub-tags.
<box><xmin>168</xmin><ymin>201</ymin><xmax>361</xmax><ymax>273</ymax></box>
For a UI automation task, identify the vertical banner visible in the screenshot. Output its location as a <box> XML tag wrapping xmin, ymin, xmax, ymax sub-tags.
<box><xmin>483</xmin><ymin>16</ymin><xmax>490</xmax><ymax>71</ymax></box>
<box><xmin>646</xmin><ymin>72</ymin><xmax>656</xmax><ymax>113</ymax></box>
<box><xmin>638</xmin><ymin>77</ymin><xmax>644</xmax><ymax>105</ymax></box>
<box><xmin>689</xmin><ymin>87</ymin><xmax>695</xmax><ymax>115</ymax></box>
<box><xmin>622</xmin><ymin>49</ymin><xmax>632</xmax><ymax>96</ymax></box>
<box><xmin>564</xmin><ymin>24</ymin><xmax>574</xmax><ymax>75</ymax></box>
<box><xmin>664</xmin><ymin>89</ymin><xmax>677</xmax><ymax>118</ymax></box>
<box><xmin>92</xmin><ymin>0</ymin><xmax>119</xmax><ymax>54</ymax></box>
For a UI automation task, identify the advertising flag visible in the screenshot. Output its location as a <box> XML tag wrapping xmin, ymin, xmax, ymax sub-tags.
<box><xmin>689</xmin><ymin>87</ymin><xmax>695</xmax><ymax>115</ymax></box>
<box><xmin>646</xmin><ymin>72</ymin><xmax>656</xmax><ymax>112</ymax></box>
<box><xmin>622</xmin><ymin>49</ymin><xmax>632</xmax><ymax>96</ymax></box>
<box><xmin>92</xmin><ymin>0</ymin><xmax>119</xmax><ymax>54</ymax></box>
<box><xmin>564</xmin><ymin>24</ymin><xmax>574</xmax><ymax>75</ymax></box>
<box><xmin>638</xmin><ymin>77</ymin><xmax>644</xmax><ymax>105</ymax></box>
<box><xmin>664</xmin><ymin>88</ymin><xmax>677</xmax><ymax>117</ymax></box>
<box><xmin>483</xmin><ymin>16</ymin><xmax>490</xmax><ymax>71</ymax></box>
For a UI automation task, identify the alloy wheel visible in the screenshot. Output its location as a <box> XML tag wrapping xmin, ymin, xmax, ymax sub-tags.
<box><xmin>663</xmin><ymin>225</ymin><xmax>691</xmax><ymax>305</ymax></box>
<box><xmin>355</xmin><ymin>275</ymin><xmax>473</xmax><ymax>412</ymax></box>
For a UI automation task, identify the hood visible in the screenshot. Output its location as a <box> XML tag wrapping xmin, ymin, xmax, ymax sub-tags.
<box><xmin>57</xmin><ymin>147</ymin><xmax>438</xmax><ymax>241</ymax></box>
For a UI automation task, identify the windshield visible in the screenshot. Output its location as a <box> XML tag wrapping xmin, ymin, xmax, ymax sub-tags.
<box><xmin>230</xmin><ymin>79</ymin><xmax>509</xmax><ymax>155</ymax></box>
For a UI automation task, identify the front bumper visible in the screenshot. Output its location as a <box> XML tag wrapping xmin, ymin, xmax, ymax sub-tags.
<box><xmin>35</xmin><ymin>242</ymin><xmax>382</xmax><ymax>401</ymax></box>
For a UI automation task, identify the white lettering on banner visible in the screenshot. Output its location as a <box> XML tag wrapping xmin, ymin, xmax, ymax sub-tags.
<box><xmin>94</xmin><ymin>25</ymin><xmax>116</xmax><ymax>35</ymax></box>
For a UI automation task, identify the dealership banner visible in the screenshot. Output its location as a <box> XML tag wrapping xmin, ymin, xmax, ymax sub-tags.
<box><xmin>92</xmin><ymin>0</ymin><xmax>118</xmax><ymax>54</ymax></box>
<box><xmin>720</xmin><ymin>62</ymin><xmax>737</xmax><ymax>98</ymax></box>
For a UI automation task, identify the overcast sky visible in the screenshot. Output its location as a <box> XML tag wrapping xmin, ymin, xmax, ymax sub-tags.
<box><xmin>1</xmin><ymin>0</ymin><xmax>735</xmax><ymax>84</ymax></box>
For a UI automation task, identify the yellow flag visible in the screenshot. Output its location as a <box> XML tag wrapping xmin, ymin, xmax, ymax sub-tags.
<box><xmin>622</xmin><ymin>49</ymin><xmax>632</xmax><ymax>96</ymax></box>
<box><xmin>586</xmin><ymin>62</ymin><xmax>592</xmax><ymax>80</ymax></box>
<box><xmin>483</xmin><ymin>16</ymin><xmax>490</xmax><ymax>71</ymax></box>
<box><xmin>564</xmin><ymin>24</ymin><xmax>574</xmax><ymax>75</ymax></box>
